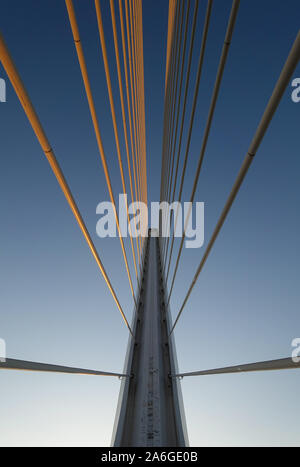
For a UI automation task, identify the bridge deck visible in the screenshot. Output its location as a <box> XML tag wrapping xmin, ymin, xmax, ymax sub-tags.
<box><xmin>111</xmin><ymin>232</ymin><xmax>188</xmax><ymax>447</ymax></box>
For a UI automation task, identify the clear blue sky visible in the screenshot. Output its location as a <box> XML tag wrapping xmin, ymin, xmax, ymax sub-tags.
<box><xmin>0</xmin><ymin>0</ymin><xmax>299</xmax><ymax>446</ymax></box>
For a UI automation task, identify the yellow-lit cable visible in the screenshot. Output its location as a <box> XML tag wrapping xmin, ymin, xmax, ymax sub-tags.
<box><xmin>109</xmin><ymin>0</ymin><xmax>141</xmax><ymax>275</ymax></box>
<box><xmin>132</xmin><ymin>0</ymin><xmax>142</xmax><ymax>208</ymax></box>
<box><xmin>95</xmin><ymin>0</ymin><xmax>139</xmax><ymax>284</ymax></box>
<box><xmin>120</xmin><ymin>0</ymin><xmax>141</xmax><ymax>265</ymax></box>
<box><xmin>138</xmin><ymin>0</ymin><xmax>148</xmax><ymax>208</ymax></box>
<box><xmin>0</xmin><ymin>32</ymin><xmax>133</xmax><ymax>335</ymax></box>
<box><xmin>165</xmin><ymin>0</ymin><xmax>177</xmax><ymax>93</ymax></box>
<box><xmin>65</xmin><ymin>0</ymin><xmax>137</xmax><ymax>305</ymax></box>
<box><xmin>135</xmin><ymin>0</ymin><xmax>146</xmax><ymax>207</ymax></box>
<box><xmin>126</xmin><ymin>0</ymin><xmax>142</xmax><ymax>258</ymax></box>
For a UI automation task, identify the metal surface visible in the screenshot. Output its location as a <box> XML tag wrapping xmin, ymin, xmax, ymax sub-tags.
<box><xmin>112</xmin><ymin>230</ymin><xmax>188</xmax><ymax>447</ymax></box>
<box><xmin>0</xmin><ymin>358</ymin><xmax>128</xmax><ymax>378</ymax></box>
<box><xmin>174</xmin><ymin>357</ymin><xmax>300</xmax><ymax>378</ymax></box>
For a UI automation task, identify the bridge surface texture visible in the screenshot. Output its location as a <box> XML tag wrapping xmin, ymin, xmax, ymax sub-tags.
<box><xmin>112</xmin><ymin>232</ymin><xmax>188</xmax><ymax>447</ymax></box>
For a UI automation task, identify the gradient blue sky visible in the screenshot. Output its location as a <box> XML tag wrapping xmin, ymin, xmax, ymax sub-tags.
<box><xmin>0</xmin><ymin>0</ymin><xmax>299</xmax><ymax>447</ymax></box>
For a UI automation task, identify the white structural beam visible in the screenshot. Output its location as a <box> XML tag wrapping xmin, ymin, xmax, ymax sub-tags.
<box><xmin>0</xmin><ymin>358</ymin><xmax>128</xmax><ymax>378</ymax></box>
<box><xmin>174</xmin><ymin>357</ymin><xmax>300</xmax><ymax>378</ymax></box>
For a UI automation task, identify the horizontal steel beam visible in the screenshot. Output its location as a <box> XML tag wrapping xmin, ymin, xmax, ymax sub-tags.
<box><xmin>173</xmin><ymin>357</ymin><xmax>300</xmax><ymax>378</ymax></box>
<box><xmin>0</xmin><ymin>358</ymin><xmax>129</xmax><ymax>378</ymax></box>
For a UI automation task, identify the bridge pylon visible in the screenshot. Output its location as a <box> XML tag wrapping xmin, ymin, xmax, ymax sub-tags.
<box><xmin>111</xmin><ymin>229</ymin><xmax>188</xmax><ymax>447</ymax></box>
